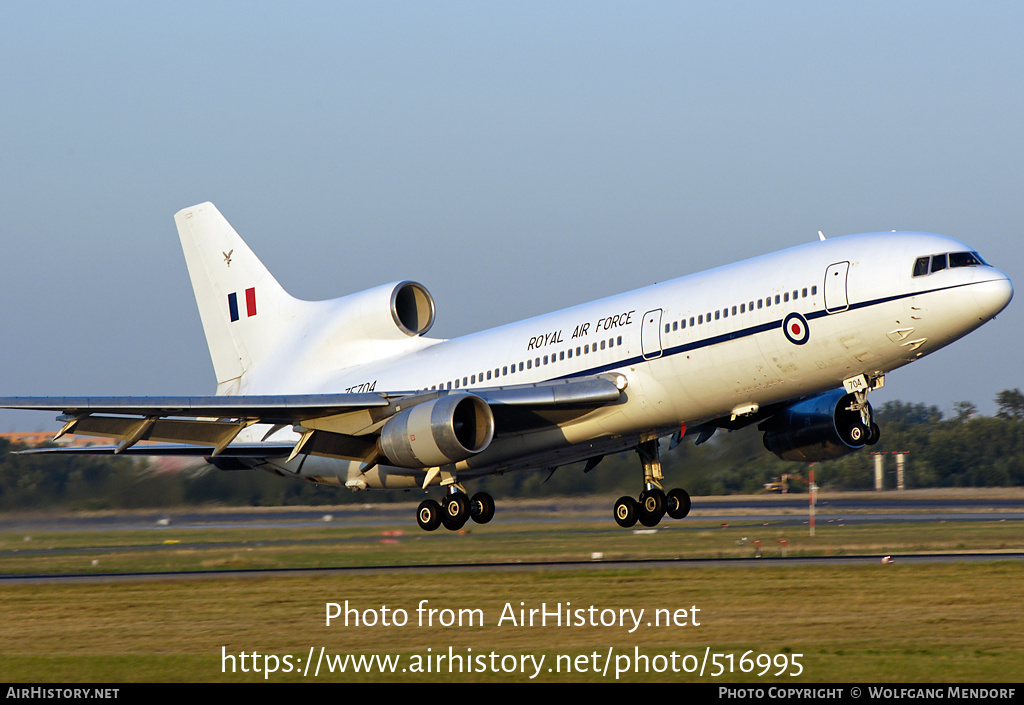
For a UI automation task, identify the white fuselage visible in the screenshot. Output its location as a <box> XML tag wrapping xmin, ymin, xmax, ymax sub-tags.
<box><xmin>245</xmin><ymin>231</ymin><xmax>1011</xmax><ymax>489</ymax></box>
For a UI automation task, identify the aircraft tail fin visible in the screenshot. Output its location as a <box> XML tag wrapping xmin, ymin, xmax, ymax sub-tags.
<box><xmin>174</xmin><ymin>203</ymin><xmax>300</xmax><ymax>394</ymax></box>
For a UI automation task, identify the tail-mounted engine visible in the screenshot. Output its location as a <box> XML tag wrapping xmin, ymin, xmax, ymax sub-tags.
<box><xmin>293</xmin><ymin>280</ymin><xmax>436</xmax><ymax>372</ymax></box>
<box><xmin>760</xmin><ymin>388</ymin><xmax>876</xmax><ymax>462</ymax></box>
<box><xmin>379</xmin><ymin>393</ymin><xmax>495</xmax><ymax>468</ymax></box>
<box><xmin>389</xmin><ymin>281</ymin><xmax>435</xmax><ymax>337</ymax></box>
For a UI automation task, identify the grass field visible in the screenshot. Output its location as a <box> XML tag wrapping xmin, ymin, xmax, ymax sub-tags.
<box><xmin>2</xmin><ymin>502</ymin><xmax>1022</xmax><ymax>682</ymax></box>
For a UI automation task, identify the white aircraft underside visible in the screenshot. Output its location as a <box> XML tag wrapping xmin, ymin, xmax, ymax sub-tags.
<box><xmin>2</xmin><ymin>203</ymin><xmax>1012</xmax><ymax>531</ymax></box>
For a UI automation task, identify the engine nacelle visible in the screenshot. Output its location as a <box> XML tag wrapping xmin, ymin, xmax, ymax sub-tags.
<box><xmin>761</xmin><ymin>388</ymin><xmax>874</xmax><ymax>462</ymax></box>
<box><xmin>379</xmin><ymin>393</ymin><xmax>495</xmax><ymax>468</ymax></box>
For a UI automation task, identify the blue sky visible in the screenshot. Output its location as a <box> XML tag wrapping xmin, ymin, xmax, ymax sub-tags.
<box><xmin>1</xmin><ymin>1</ymin><xmax>1022</xmax><ymax>431</ymax></box>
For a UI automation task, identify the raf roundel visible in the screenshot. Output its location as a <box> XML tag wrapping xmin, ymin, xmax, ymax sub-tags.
<box><xmin>782</xmin><ymin>312</ymin><xmax>810</xmax><ymax>345</ymax></box>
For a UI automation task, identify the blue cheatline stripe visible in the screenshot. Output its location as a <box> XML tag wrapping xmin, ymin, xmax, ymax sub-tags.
<box><xmin>553</xmin><ymin>279</ymin><xmax>985</xmax><ymax>382</ymax></box>
<box><xmin>227</xmin><ymin>292</ymin><xmax>239</xmax><ymax>322</ymax></box>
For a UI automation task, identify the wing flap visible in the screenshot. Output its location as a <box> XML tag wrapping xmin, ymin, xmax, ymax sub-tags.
<box><xmin>14</xmin><ymin>443</ymin><xmax>294</xmax><ymax>457</ymax></box>
<box><xmin>56</xmin><ymin>415</ymin><xmax>251</xmax><ymax>454</ymax></box>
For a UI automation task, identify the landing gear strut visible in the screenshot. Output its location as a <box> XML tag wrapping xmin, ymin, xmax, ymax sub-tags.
<box><xmin>613</xmin><ymin>439</ymin><xmax>691</xmax><ymax>528</ymax></box>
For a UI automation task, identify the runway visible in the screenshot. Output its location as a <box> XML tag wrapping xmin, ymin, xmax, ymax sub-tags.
<box><xmin>3</xmin><ymin>488</ymin><xmax>1022</xmax><ymax>532</ymax></box>
<box><xmin>2</xmin><ymin>489</ymin><xmax>1021</xmax><ymax>583</ymax></box>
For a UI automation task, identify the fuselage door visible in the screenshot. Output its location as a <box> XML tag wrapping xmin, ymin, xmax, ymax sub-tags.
<box><xmin>641</xmin><ymin>309</ymin><xmax>664</xmax><ymax>360</ymax></box>
<box><xmin>824</xmin><ymin>261</ymin><xmax>850</xmax><ymax>313</ymax></box>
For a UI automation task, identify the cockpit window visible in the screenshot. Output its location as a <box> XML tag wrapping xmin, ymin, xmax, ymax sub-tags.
<box><xmin>913</xmin><ymin>250</ymin><xmax>988</xmax><ymax>277</ymax></box>
<box><xmin>950</xmin><ymin>251</ymin><xmax>986</xmax><ymax>268</ymax></box>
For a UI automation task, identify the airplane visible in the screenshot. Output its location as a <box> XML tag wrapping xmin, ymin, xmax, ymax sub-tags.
<box><xmin>1</xmin><ymin>203</ymin><xmax>1013</xmax><ymax>531</ymax></box>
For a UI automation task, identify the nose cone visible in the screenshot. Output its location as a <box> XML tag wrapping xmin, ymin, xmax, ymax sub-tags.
<box><xmin>973</xmin><ymin>272</ymin><xmax>1013</xmax><ymax>320</ymax></box>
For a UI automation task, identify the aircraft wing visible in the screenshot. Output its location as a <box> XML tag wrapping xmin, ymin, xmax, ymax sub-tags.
<box><xmin>0</xmin><ymin>374</ymin><xmax>626</xmax><ymax>462</ymax></box>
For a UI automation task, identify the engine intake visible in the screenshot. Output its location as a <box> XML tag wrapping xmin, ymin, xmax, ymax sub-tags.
<box><xmin>391</xmin><ymin>281</ymin><xmax>435</xmax><ymax>336</ymax></box>
<box><xmin>761</xmin><ymin>388</ymin><xmax>873</xmax><ymax>462</ymax></box>
<box><xmin>379</xmin><ymin>393</ymin><xmax>494</xmax><ymax>468</ymax></box>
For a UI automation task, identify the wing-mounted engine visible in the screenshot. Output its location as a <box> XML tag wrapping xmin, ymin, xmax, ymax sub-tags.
<box><xmin>379</xmin><ymin>393</ymin><xmax>494</xmax><ymax>468</ymax></box>
<box><xmin>760</xmin><ymin>388</ymin><xmax>876</xmax><ymax>462</ymax></box>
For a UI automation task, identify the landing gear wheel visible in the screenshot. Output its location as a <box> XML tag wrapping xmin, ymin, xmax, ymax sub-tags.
<box><xmin>866</xmin><ymin>423</ymin><xmax>881</xmax><ymax>446</ymax></box>
<box><xmin>639</xmin><ymin>488</ymin><xmax>666</xmax><ymax>517</ymax></box>
<box><xmin>416</xmin><ymin>499</ymin><xmax>442</xmax><ymax>532</ymax></box>
<box><xmin>847</xmin><ymin>422</ymin><xmax>869</xmax><ymax>445</ymax></box>
<box><xmin>666</xmin><ymin>488</ymin><xmax>691</xmax><ymax>519</ymax></box>
<box><xmin>614</xmin><ymin>496</ymin><xmax>639</xmax><ymax>528</ymax></box>
<box><xmin>441</xmin><ymin>493</ymin><xmax>470</xmax><ymax>531</ymax></box>
<box><xmin>638</xmin><ymin>488</ymin><xmax>666</xmax><ymax>527</ymax></box>
<box><xmin>470</xmin><ymin>492</ymin><xmax>495</xmax><ymax>524</ymax></box>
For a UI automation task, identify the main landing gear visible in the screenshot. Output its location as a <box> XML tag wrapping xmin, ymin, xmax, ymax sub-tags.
<box><xmin>614</xmin><ymin>439</ymin><xmax>692</xmax><ymax>528</ymax></box>
<box><xmin>417</xmin><ymin>488</ymin><xmax>495</xmax><ymax>532</ymax></box>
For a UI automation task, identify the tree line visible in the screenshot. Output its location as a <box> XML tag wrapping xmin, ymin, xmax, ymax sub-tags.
<box><xmin>2</xmin><ymin>390</ymin><xmax>1022</xmax><ymax>510</ymax></box>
